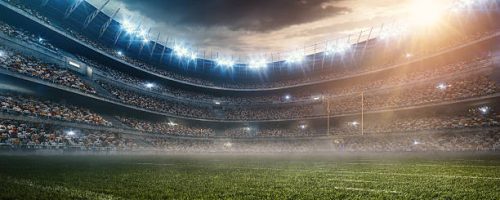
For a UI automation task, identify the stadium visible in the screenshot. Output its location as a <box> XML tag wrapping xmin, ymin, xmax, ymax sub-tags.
<box><xmin>0</xmin><ymin>0</ymin><xmax>499</xmax><ymax>199</ymax></box>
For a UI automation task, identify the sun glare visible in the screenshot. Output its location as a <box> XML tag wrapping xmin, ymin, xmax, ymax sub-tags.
<box><xmin>407</xmin><ymin>0</ymin><xmax>449</xmax><ymax>27</ymax></box>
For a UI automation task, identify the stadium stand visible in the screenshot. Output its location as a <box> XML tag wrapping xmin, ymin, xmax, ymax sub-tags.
<box><xmin>0</xmin><ymin>0</ymin><xmax>498</xmax><ymax>153</ymax></box>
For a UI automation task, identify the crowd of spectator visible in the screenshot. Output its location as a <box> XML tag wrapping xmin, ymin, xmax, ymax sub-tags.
<box><xmin>0</xmin><ymin>21</ymin><xmax>59</xmax><ymax>53</ymax></box>
<box><xmin>220</xmin><ymin>108</ymin><xmax>500</xmax><ymax>138</ymax></box>
<box><xmin>145</xmin><ymin>129</ymin><xmax>500</xmax><ymax>153</ymax></box>
<box><xmin>99</xmin><ymin>82</ymin><xmax>214</xmax><ymax>118</ymax></box>
<box><xmin>94</xmin><ymin>70</ymin><xmax>497</xmax><ymax>121</ymax></box>
<box><xmin>0</xmin><ymin>111</ymin><xmax>498</xmax><ymax>152</ymax></box>
<box><xmin>0</xmin><ymin>119</ymin><xmax>136</xmax><ymax>149</ymax></box>
<box><xmin>0</xmin><ymin>47</ymin><xmax>96</xmax><ymax>94</ymax></box>
<box><xmin>328</xmin><ymin>75</ymin><xmax>498</xmax><ymax>115</ymax></box>
<box><xmin>331</xmin><ymin>109</ymin><xmax>500</xmax><ymax>135</ymax></box>
<box><xmin>83</xmin><ymin>53</ymin><xmax>493</xmax><ymax>106</ymax></box>
<box><xmin>1</xmin><ymin>0</ymin><xmax>500</xmax><ymax>154</ymax></box>
<box><xmin>223</xmin><ymin>105</ymin><xmax>317</xmax><ymax>120</ymax></box>
<box><xmin>0</xmin><ymin>95</ymin><xmax>112</xmax><ymax>126</ymax></box>
<box><xmin>0</xmin><ymin>24</ymin><xmax>497</xmax><ymax>122</ymax></box>
<box><xmin>85</xmin><ymin>50</ymin><xmax>491</xmax><ymax>105</ymax></box>
<box><xmin>117</xmin><ymin>117</ymin><xmax>215</xmax><ymax>137</ymax></box>
<box><xmin>334</xmin><ymin>130</ymin><xmax>500</xmax><ymax>152</ymax></box>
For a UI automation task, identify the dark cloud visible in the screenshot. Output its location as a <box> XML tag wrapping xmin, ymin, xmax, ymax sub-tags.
<box><xmin>117</xmin><ymin>0</ymin><xmax>351</xmax><ymax>32</ymax></box>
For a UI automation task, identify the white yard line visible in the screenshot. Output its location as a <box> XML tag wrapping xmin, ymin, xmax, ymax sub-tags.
<box><xmin>337</xmin><ymin>171</ymin><xmax>500</xmax><ymax>180</ymax></box>
<box><xmin>227</xmin><ymin>166</ymin><xmax>500</xmax><ymax>180</ymax></box>
<box><xmin>345</xmin><ymin>162</ymin><xmax>399</xmax><ymax>166</ymax></box>
<box><xmin>333</xmin><ymin>186</ymin><xmax>400</xmax><ymax>194</ymax></box>
<box><xmin>136</xmin><ymin>162</ymin><xmax>176</xmax><ymax>166</ymax></box>
<box><xmin>328</xmin><ymin>178</ymin><xmax>377</xmax><ymax>183</ymax></box>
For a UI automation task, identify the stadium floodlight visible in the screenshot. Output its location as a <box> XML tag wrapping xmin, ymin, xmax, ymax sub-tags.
<box><xmin>285</xmin><ymin>51</ymin><xmax>305</xmax><ymax>64</ymax></box>
<box><xmin>138</xmin><ymin>29</ymin><xmax>147</xmax><ymax>37</ymax></box>
<box><xmin>173</xmin><ymin>45</ymin><xmax>189</xmax><ymax>58</ymax></box>
<box><xmin>244</xmin><ymin>127</ymin><xmax>251</xmax><ymax>131</ymax></box>
<box><xmin>313</xmin><ymin>96</ymin><xmax>321</xmax><ymax>100</ymax></box>
<box><xmin>216</xmin><ymin>58</ymin><xmax>235</xmax><ymax>68</ymax></box>
<box><xmin>248</xmin><ymin>59</ymin><xmax>267</xmax><ymax>69</ymax></box>
<box><xmin>413</xmin><ymin>140</ymin><xmax>421</xmax><ymax>145</ymax></box>
<box><xmin>224</xmin><ymin>142</ymin><xmax>233</xmax><ymax>148</ymax></box>
<box><xmin>478</xmin><ymin>106</ymin><xmax>490</xmax><ymax>115</ymax></box>
<box><xmin>122</xmin><ymin>20</ymin><xmax>135</xmax><ymax>34</ymax></box>
<box><xmin>139</xmin><ymin>30</ymin><xmax>149</xmax><ymax>43</ymax></box>
<box><xmin>379</xmin><ymin>25</ymin><xmax>407</xmax><ymax>39</ymax></box>
<box><xmin>436</xmin><ymin>83</ymin><xmax>448</xmax><ymax>90</ymax></box>
<box><xmin>284</xmin><ymin>95</ymin><xmax>291</xmax><ymax>100</ymax></box>
<box><xmin>0</xmin><ymin>50</ymin><xmax>5</xmax><ymax>57</ymax></box>
<box><xmin>189</xmin><ymin>52</ymin><xmax>197</xmax><ymax>60</ymax></box>
<box><xmin>144</xmin><ymin>83</ymin><xmax>155</xmax><ymax>89</ymax></box>
<box><xmin>66</xmin><ymin>130</ymin><xmax>75</xmax><ymax>136</ymax></box>
<box><xmin>38</xmin><ymin>37</ymin><xmax>44</xmax><ymax>42</ymax></box>
<box><xmin>214</xmin><ymin>101</ymin><xmax>221</xmax><ymax>105</ymax></box>
<box><xmin>167</xmin><ymin>122</ymin><xmax>178</xmax><ymax>127</ymax></box>
<box><xmin>299</xmin><ymin>125</ymin><xmax>307</xmax><ymax>129</ymax></box>
<box><xmin>349</xmin><ymin>121</ymin><xmax>359</xmax><ymax>127</ymax></box>
<box><xmin>325</xmin><ymin>42</ymin><xmax>351</xmax><ymax>55</ymax></box>
<box><xmin>451</xmin><ymin>0</ymin><xmax>477</xmax><ymax>11</ymax></box>
<box><xmin>117</xmin><ymin>51</ymin><xmax>123</xmax><ymax>56</ymax></box>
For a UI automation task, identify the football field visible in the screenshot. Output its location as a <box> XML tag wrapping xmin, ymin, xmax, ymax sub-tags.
<box><xmin>0</xmin><ymin>153</ymin><xmax>499</xmax><ymax>199</ymax></box>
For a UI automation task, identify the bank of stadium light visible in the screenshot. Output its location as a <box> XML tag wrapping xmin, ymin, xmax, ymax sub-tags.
<box><xmin>379</xmin><ymin>25</ymin><xmax>407</xmax><ymax>39</ymax></box>
<box><xmin>216</xmin><ymin>58</ymin><xmax>235</xmax><ymax>68</ymax></box>
<box><xmin>325</xmin><ymin>42</ymin><xmax>351</xmax><ymax>55</ymax></box>
<box><xmin>138</xmin><ymin>29</ymin><xmax>147</xmax><ymax>37</ymax></box>
<box><xmin>285</xmin><ymin>51</ymin><xmax>305</xmax><ymax>64</ymax></box>
<box><xmin>38</xmin><ymin>37</ymin><xmax>44</xmax><ymax>42</ymax></box>
<box><xmin>248</xmin><ymin>59</ymin><xmax>267</xmax><ymax>69</ymax></box>
<box><xmin>284</xmin><ymin>95</ymin><xmax>291</xmax><ymax>100</ymax></box>
<box><xmin>116</xmin><ymin>50</ymin><xmax>123</xmax><ymax>56</ymax></box>
<box><xmin>122</xmin><ymin>20</ymin><xmax>135</xmax><ymax>34</ymax></box>
<box><xmin>138</xmin><ymin>29</ymin><xmax>149</xmax><ymax>43</ymax></box>
<box><xmin>167</xmin><ymin>121</ymin><xmax>178</xmax><ymax>127</ymax></box>
<box><xmin>173</xmin><ymin>45</ymin><xmax>189</xmax><ymax>58</ymax></box>
<box><xmin>413</xmin><ymin>140</ymin><xmax>421</xmax><ymax>145</ymax></box>
<box><xmin>299</xmin><ymin>124</ymin><xmax>307</xmax><ymax>129</ymax></box>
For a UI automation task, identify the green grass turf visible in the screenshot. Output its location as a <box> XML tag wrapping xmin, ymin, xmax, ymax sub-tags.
<box><xmin>0</xmin><ymin>153</ymin><xmax>499</xmax><ymax>199</ymax></box>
